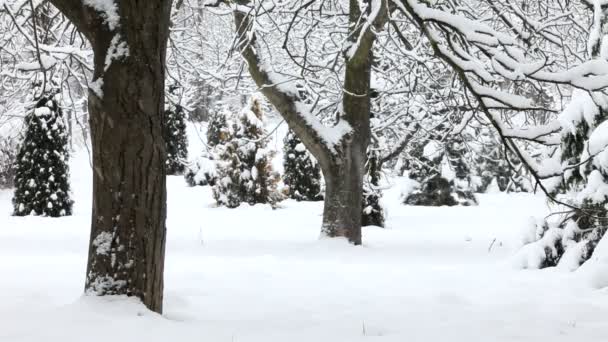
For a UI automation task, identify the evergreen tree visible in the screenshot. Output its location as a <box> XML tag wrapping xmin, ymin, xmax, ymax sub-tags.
<box><xmin>403</xmin><ymin>137</ymin><xmax>477</xmax><ymax>206</ymax></box>
<box><xmin>523</xmin><ymin>89</ymin><xmax>608</xmax><ymax>268</ymax></box>
<box><xmin>213</xmin><ymin>136</ymin><xmax>244</xmax><ymax>208</ymax></box>
<box><xmin>402</xmin><ymin>139</ymin><xmax>451</xmax><ymax>206</ymax></box>
<box><xmin>212</xmin><ymin>97</ymin><xmax>281</xmax><ymax>208</ymax></box>
<box><xmin>444</xmin><ymin>137</ymin><xmax>477</xmax><ymax>206</ymax></box>
<box><xmin>362</xmin><ymin>147</ymin><xmax>385</xmax><ymax>227</ymax></box>
<box><xmin>163</xmin><ymin>104</ymin><xmax>188</xmax><ymax>175</ymax></box>
<box><xmin>12</xmin><ymin>93</ymin><xmax>72</xmax><ymax>217</ymax></box>
<box><xmin>474</xmin><ymin>128</ymin><xmax>532</xmax><ymax>193</ymax></box>
<box><xmin>207</xmin><ymin>106</ymin><xmax>232</xmax><ymax>148</ymax></box>
<box><xmin>163</xmin><ymin>87</ymin><xmax>188</xmax><ymax>175</ymax></box>
<box><xmin>184</xmin><ymin>106</ymin><xmax>232</xmax><ymax>187</ymax></box>
<box><xmin>282</xmin><ymin>130</ymin><xmax>323</xmax><ymax>201</ymax></box>
<box><xmin>519</xmin><ymin>12</ymin><xmax>608</xmax><ymax>270</ymax></box>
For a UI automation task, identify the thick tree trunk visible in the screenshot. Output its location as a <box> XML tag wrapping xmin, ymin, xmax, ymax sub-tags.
<box><xmin>319</xmin><ymin>30</ymin><xmax>373</xmax><ymax>245</ymax></box>
<box><xmin>79</xmin><ymin>2</ymin><xmax>172</xmax><ymax>314</ymax></box>
<box><xmin>321</xmin><ymin>141</ymin><xmax>365</xmax><ymax>245</ymax></box>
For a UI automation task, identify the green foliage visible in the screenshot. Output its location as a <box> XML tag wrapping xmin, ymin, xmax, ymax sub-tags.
<box><xmin>362</xmin><ymin>147</ymin><xmax>385</xmax><ymax>227</ymax></box>
<box><xmin>282</xmin><ymin>130</ymin><xmax>323</xmax><ymax>201</ymax></box>
<box><xmin>526</xmin><ymin>90</ymin><xmax>608</xmax><ymax>269</ymax></box>
<box><xmin>12</xmin><ymin>94</ymin><xmax>72</xmax><ymax>217</ymax></box>
<box><xmin>163</xmin><ymin>103</ymin><xmax>188</xmax><ymax>175</ymax></box>
<box><xmin>404</xmin><ymin>137</ymin><xmax>477</xmax><ymax>206</ymax></box>
<box><xmin>207</xmin><ymin>107</ymin><xmax>231</xmax><ymax>148</ymax></box>
<box><xmin>212</xmin><ymin>97</ymin><xmax>282</xmax><ymax>208</ymax></box>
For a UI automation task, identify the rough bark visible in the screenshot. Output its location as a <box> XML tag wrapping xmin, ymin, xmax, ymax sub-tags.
<box><xmin>319</xmin><ymin>20</ymin><xmax>374</xmax><ymax>243</ymax></box>
<box><xmin>49</xmin><ymin>0</ymin><xmax>173</xmax><ymax>313</ymax></box>
<box><xmin>321</xmin><ymin>148</ymin><xmax>364</xmax><ymax>244</ymax></box>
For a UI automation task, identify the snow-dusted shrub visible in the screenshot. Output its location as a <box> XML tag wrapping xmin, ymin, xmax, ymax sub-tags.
<box><xmin>403</xmin><ymin>138</ymin><xmax>477</xmax><ymax>206</ymax></box>
<box><xmin>212</xmin><ymin>96</ymin><xmax>282</xmax><ymax>208</ymax></box>
<box><xmin>282</xmin><ymin>130</ymin><xmax>323</xmax><ymax>201</ymax></box>
<box><xmin>12</xmin><ymin>94</ymin><xmax>72</xmax><ymax>217</ymax></box>
<box><xmin>184</xmin><ymin>152</ymin><xmax>217</xmax><ymax>186</ymax></box>
<box><xmin>185</xmin><ymin>106</ymin><xmax>233</xmax><ymax>187</ymax></box>
<box><xmin>0</xmin><ymin>136</ymin><xmax>18</xmax><ymax>189</ymax></box>
<box><xmin>404</xmin><ymin>175</ymin><xmax>456</xmax><ymax>206</ymax></box>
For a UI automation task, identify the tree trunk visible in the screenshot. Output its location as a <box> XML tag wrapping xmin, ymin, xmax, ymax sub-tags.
<box><xmin>231</xmin><ymin>0</ymin><xmax>382</xmax><ymax>245</ymax></box>
<box><xmin>319</xmin><ymin>25</ymin><xmax>373</xmax><ymax>245</ymax></box>
<box><xmin>321</xmin><ymin>141</ymin><xmax>365</xmax><ymax>245</ymax></box>
<box><xmin>75</xmin><ymin>2</ymin><xmax>173</xmax><ymax>314</ymax></box>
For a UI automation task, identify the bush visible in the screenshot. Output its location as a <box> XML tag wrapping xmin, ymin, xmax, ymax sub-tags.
<box><xmin>362</xmin><ymin>148</ymin><xmax>385</xmax><ymax>227</ymax></box>
<box><xmin>163</xmin><ymin>103</ymin><xmax>188</xmax><ymax>175</ymax></box>
<box><xmin>282</xmin><ymin>130</ymin><xmax>323</xmax><ymax>201</ymax></box>
<box><xmin>211</xmin><ymin>96</ymin><xmax>282</xmax><ymax>208</ymax></box>
<box><xmin>184</xmin><ymin>152</ymin><xmax>217</xmax><ymax>186</ymax></box>
<box><xmin>12</xmin><ymin>94</ymin><xmax>73</xmax><ymax>216</ymax></box>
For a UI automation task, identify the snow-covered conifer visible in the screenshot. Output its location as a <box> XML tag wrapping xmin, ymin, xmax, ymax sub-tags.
<box><xmin>12</xmin><ymin>93</ymin><xmax>72</xmax><ymax>217</ymax></box>
<box><xmin>403</xmin><ymin>137</ymin><xmax>477</xmax><ymax>206</ymax></box>
<box><xmin>522</xmin><ymin>90</ymin><xmax>608</xmax><ymax>268</ymax></box>
<box><xmin>206</xmin><ymin>106</ymin><xmax>232</xmax><ymax>148</ymax></box>
<box><xmin>163</xmin><ymin>98</ymin><xmax>188</xmax><ymax>175</ymax></box>
<box><xmin>444</xmin><ymin>138</ymin><xmax>477</xmax><ymax>206</ymax></box>
<box><xmin>212</xmin><ymin>97</ymin><xmax>281</xmax><ymax>208</ymax></box>
<box><xmin>520</xmin><ymin>10</ymin><xmax>608</xmax><ymax>269</ymax></box>
<box><xmin>362</xmin><ymin>147</ymin><xmax>385</xmax><ymax>227</ymax></box>
<box><xmin>184</xmin><ymin>152</ymin><xmax>217</xmax><ymax>186</ymax></box>
<box><xmin>282</xmin><ymin>130</ymin><xmax>323</xmax><ymax>201</ymax></box>
<box><xmin>403</xmin><ymin>139</ymin><xmax>450</xmax><ymax>206</ymax></box>
<box><xmin>184</xmin><ymin>106</ymin><xmax>233</xmax><ymax>187</ymax></box>
<box><xmin>212</xmin><ymin>136</ymin><xmax>243</xmax><ymax>208</ymax></box>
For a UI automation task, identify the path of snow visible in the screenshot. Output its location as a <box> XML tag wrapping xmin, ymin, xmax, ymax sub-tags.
<box><xmin>1</xmin><ymin>151</ymin><xmax>608</xmax><ymax>342</ymax></box>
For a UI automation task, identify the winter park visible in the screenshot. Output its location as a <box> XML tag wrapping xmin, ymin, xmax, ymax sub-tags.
<box><xmin>5</xmin><ymin>1</ymin><xmax>608</xmax><ymax>342</ymax></box>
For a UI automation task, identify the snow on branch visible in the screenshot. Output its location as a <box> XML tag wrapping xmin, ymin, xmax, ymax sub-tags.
<box><xmin>82</xmin><ymin>0</ymin><xmax>119</xmax><ymax>30</ymax></box>
<box><xmin>345</xmin><ymin>0</ymin><xmax>387</xmax><ymax>64</ymax></box>
<box><xmin>396</xmin><ymin>0</ymin><xmax>572</xmax><ymax>197</ymax></box>
<box><xmin>400</xmin><ymin>0</ymin><xmax>608</xmax><ymax>93</ymax></box>
<box><xmin>232</xmin><ymin>1</ymin><xmax>352</xmax><ymax>157</ymax></box>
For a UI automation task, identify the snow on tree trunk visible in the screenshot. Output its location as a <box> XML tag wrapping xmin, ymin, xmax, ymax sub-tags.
<box><xmin>12</xmin><ymin>93</ymin><xmax>73</xmax><ymax>217</ymax></box>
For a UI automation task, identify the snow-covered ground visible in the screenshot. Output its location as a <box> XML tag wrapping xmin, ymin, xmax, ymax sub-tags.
<box><xmin>2</xmin><ymin>150</ymin><xmax>608</xmax><ymax>342</ymax></box>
